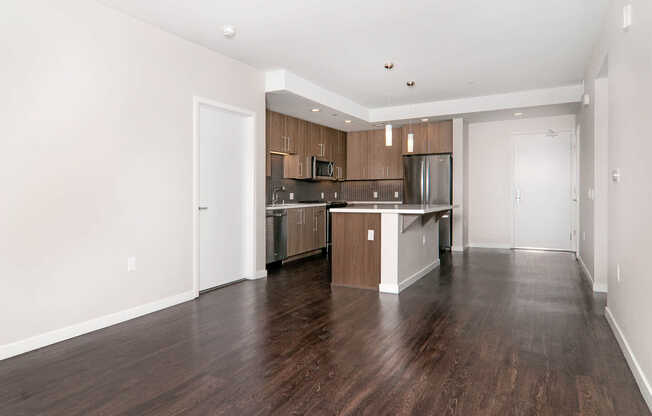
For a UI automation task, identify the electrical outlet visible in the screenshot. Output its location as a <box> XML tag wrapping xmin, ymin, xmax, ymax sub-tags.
<box><xmin>367</xmin><ymin>229</ymin><xmax>374</xmax><ymax>241</ymax></box>
<box><xmin>321</xmin><ymin>192</ymin><xmax>324</xmax><ymax>199</ymax></box>
<box><xmin>127</xmin><ymin>257</ymin><xmax>136</xmax><ymax>272</ymax></box>
<box><xmin>289</xmin><ymin>192</ymin><xmax>294</xmax><ymax>200</ymax></box>
<box><xmin>373</xmin><ymin>191</ymin><xmax>378</xmax><ymax>199</ymax></box>
<box><xmin>617</xmin><ymin>264</ymin><xmax>622</xmax><ymax>283</ymax></box>
<box><xmin>394</xmin><ymin>191</ymin><xmax>399</xmax><ymax>198</ymax></box>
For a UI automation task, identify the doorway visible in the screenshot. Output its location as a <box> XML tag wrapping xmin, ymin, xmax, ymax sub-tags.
<box><xmin>513</xmin><ymin>131</ymin><xmax>574</xmax><ymax>251</ymax></box>
<box><xmin>193</xmin><ymin>98</ymin><xmax>256</xmax><ymax>294</ymax></box>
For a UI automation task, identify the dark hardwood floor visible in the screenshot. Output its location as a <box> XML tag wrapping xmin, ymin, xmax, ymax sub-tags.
<box><xmin>1</xmin><ymin>249</ymin><xmax>649</xmax><ymax>415</ymax></box>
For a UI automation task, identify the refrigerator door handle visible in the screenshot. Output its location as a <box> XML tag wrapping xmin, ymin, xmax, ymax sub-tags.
<box><xmin>420</xmin><ymin>160</ymin><xmax>425</xmax><ymax>203</ymax></box>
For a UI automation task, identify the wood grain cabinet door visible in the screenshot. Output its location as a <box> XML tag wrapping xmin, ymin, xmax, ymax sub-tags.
<box><xmin>286</xmin><ymin>208</ymin><xmax>302</xmax><ymax>257</ymax></box>
<box><xmin>402</xmin><ymin>124</ymin><xmax>428</xmax><ymax>155</ymax></box>
<box><xmin>388</xmin><ymin>127</ymin><xmax>403</xmax><ymax>178</ymax></box>
<box><xmin>314</xmin><ymin>207</ymin><xmax>326</xmax><ymax>248</ymax></box>
<box><xmin>347</xmin><ymin>131</ymin><xmax>366</xmax><ymax>180</ymax></box>
<box><xmin>437</xmin><ymin>120</ymin><xmax>453</xmax><ymax>153</ymax></box>
<box><xmin>268</xmin><ymin>111</ymin><xmax>286</xmax><ymax>153</ymax></box>
<box><xmin>301</xmin><ymin>207</ymin><xmax>314</xmax><ymax>252</ymax></box>
<box><xmin>331</xmin><ymin>213</ymin><xmax>381</xmax><ymax>289</ymax></box>
<box><xmin>285</xmin><ymin>115</ymin><xmax>298</xmax><ymax>154</ymax></box>
<box><xmin>310</xmin><ymin>123</ymin><xmax>323</xmax><ymax>157</ymax></box>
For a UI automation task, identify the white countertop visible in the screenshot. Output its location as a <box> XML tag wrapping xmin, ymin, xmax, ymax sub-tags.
<box><xmin>330</xmin><ymin>204</ymin><xmax>454</xmax><ymax>214</ymax></box>
<box><xmin>266</xmin><ymin>203</ymin><xmax>327</xmax><ymax>210</ymax></box>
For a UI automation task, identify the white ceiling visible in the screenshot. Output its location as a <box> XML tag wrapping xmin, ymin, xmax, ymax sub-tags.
<box><xmin>99</xmin><ymin>0</ymin><xmax>608</xmax><ymax>108</ymax></box>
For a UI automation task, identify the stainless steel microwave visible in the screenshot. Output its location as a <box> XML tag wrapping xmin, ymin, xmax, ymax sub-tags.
<box><xmin>311</xmin><ymin>156</ymin><xmax>335</xmax><ymax>180</ymax></box>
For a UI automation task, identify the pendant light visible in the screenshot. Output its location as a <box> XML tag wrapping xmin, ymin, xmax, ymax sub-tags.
<box><xmin>384</xmin><ymin>62</ymin><xmax>394</xmax><ymax>147</ymax></box>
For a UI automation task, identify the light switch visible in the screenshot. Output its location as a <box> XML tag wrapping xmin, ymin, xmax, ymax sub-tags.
<box><xmin>127</xmin><ymin>257</ymin><xmax>136</xmax><ymax>272</ymax></box>
<box><xmin>334</xmin><ymin>192</ymin><xmax>338</xmax><ymax>199</ymax></box>
<box><xmin>367</xmin><ymin>229</ymin><xmax>374</xmax><ymax>241</ymax></box>
<box><xmin>623</xmin><ymin>4</ymin><xmax>632</xmax><ymax>30</ymax></box>
<box><xmin>289</xmin><ymin>192</ymin><xmax>294</xmax><ymax>200</ymax></box>
<box><xmin>321</xmin><ymin>192</ymin><xmax>325</xmax><ymax>199</ymax></box>
<box><xmin>373</xmin><ymin>191</ymin><xmax>378</xmax><ymax>199</ymax></box>
<box><xmin>394</xmin><ymin>191</ymin><xmax>399</xmax><ymax>198</ymax></box>
<box><xmin>422</xmin><ymin>235</ymin><xmax>426</xmax><ymax>246</ymax></box>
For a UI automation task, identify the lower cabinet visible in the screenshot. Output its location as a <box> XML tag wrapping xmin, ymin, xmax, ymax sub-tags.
<box><xmin>287</xmin><ymin>207</ymin><xmax>326</xmax><ymax>257</ymax></box>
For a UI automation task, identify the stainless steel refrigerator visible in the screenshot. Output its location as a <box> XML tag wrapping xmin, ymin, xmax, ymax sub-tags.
<box><xmin>403</xmin><ymin>154</ymin><xmax>453</xmax><ymax>249</ymax></box>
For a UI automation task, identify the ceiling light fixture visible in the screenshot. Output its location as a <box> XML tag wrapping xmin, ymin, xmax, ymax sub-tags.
<box><xmin>222</xmin><ymin>25</ymin><xmax>236</xmax><ymax>38</ymax></box>
<box><xmin>421</xmin><ymin>118</ymin><xmax>429</xmax><ymax>122</ymax></box>
<box><xmin>344</xmin><ymin>120</ymin><xmax>352</xmax><ymax>124</ymax></box>
<box><xmin>311</xmin><ymin>108</ymin><xmax>320</xmax><ymax>112</ymax></box>
<box><xmin>406</xmin><ymin>81</ymin><xmax>415</xmax><ymax>87</ymax></box>
<box><xmin>514</xmin><ymin>112</ymin><xmax>524</xmax><ymax>117</ymax></box>
<box><xmin>384</xmin><ymin>62</ymin><xmax>394</xmax><ymax>70</ymax></box>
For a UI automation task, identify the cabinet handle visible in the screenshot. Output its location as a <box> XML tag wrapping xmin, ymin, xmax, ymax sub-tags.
<box><xmin>299</xmin><ymin>161</ymin><xmax>302</xmax><ymax>177</ymax></box>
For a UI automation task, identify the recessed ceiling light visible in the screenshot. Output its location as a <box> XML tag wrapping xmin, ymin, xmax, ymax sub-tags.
<box><xmin>374</xmin><ymin>123</ymin><xmax>384</xmax><ymax>127</ymax></box>
<box><xmin>406</xmin><ymin>81</ymin><xmax>416</xmax><ymax>87</ymax></box>
<box><xmin>514</xmin><ymin>112</ymin><xmax>524</xmax><ymax>117</ymax></box>
<box><xmin>421</xmin><ymin>118</ymin><xmax>429</xmax><ymax>122</ymax></box>
<box><xmin>384</xmin><ymin>62</ymin><xmax>394</xmax><ymax>70</ymax></box>
<box><xmin>344</xmin><ymin>120</ymin><xmax>352</xmax><ymax>124</ymax></box>
<box><xmin>311</xmin><ymin>108</ymin><xmax>320</xmax><ymax>112</ymax></box>
<box><xmin>222</xmin><ymin>25</ymin><xmax>236</xmax><ymax>38</ymax></box>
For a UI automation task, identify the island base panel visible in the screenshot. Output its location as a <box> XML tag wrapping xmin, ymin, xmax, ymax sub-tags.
<box><xmin>331</xmin><ymin>213</ymin><xmax>381</xmax><ymax>290</ymax></box>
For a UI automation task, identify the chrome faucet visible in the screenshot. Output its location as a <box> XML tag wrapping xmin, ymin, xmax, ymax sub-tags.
<box><xmin>271</xmin><ymin>186</ymin><xmax>285</xmax><ymax>205</ymax></box>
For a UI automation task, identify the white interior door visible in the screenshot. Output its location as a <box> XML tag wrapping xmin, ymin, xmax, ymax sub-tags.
<box><xmin>513</xmin><ymin>132</ymin><xmax>573</xmax><ymax>251</ymax></box>
<box><xmin>199</xmin><ymin>104</ymin><xmax>247</xmax><ymax>291</ymax></box>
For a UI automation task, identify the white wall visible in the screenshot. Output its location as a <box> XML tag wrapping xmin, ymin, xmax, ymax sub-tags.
<box><xmin>0</xmin><ymin>0</ymin><xmax>266</xmax><ymax>356</ymax></box>
<box><xmin>467</xmin><ymin>115</ymin><xmax>576</xmax><ymax>248</ymax></box>
<box><xmin>582</xmin><ymin>0</ymin><xmax>652</xmax><ymax>408</ymax></box>
<box><xmin>452</xmin><ymin>118</ymin><xmax>465</xmax><ymax>251</ymax></box>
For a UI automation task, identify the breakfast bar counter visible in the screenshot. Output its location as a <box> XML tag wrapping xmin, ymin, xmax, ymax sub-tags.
<box><xmin>329</xmin><ymin>204</ymin><xmax>453</xmax><ymax>294</ymax></box>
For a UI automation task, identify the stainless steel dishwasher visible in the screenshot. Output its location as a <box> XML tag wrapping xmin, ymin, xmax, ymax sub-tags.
<box><xmin>266</xmin><ymin>209</ymin><xmax>287</xmax><ymax>264</ymax></box>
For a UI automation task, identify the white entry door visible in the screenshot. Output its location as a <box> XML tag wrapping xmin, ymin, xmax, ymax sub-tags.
<box><xmin>513</xmin><ymin>132</ymin><xmax>573</xmax><ymax>251</ymax></box>
<box><xmin>198</xmin><ymin>104</ymin><xmax>248</xmax><ymax>291</ymax></box>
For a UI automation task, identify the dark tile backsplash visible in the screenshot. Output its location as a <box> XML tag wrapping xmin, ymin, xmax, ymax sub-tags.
<box><xmin>266</xmin><ymin>154</ymin><xmax>404</xmax><ymax>203</ymax></box>
<box><xmin>341</xmin><ymin>180</ymin><xmax>403</xmax><ymax>202</ymax></box>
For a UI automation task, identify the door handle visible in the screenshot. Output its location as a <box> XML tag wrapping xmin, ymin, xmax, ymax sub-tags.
<box><xmin>198</xmin><ymin>206</ymin><xmax>208</xmax><ymax>210</ymax></box>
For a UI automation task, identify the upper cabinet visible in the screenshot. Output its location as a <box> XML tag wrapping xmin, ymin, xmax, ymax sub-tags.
<box><xmin>403</xmin><ymin>120</ymin><xmax>453</xmax><ymax>155</ymax></box>
<box><xmin>267</xmin><ymin>110</ymin><xmax>347</xmax><ymax>180</ymax></box>
<box><xmin>347</xmin><ymin>128</ymin><xmax>402</xmax><ymax>180</ymax></box>
<box><xmin>268</xmin><ymin>111</ymin><xmax>297</xmax><ymax>154</ymax></box>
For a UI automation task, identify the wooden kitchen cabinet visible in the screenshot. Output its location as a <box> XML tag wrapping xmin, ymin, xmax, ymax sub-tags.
<box><xmin>313</xmin><ymin>206</ymin><xmax>326</xmax><ymax>248</ymax></box>
<box><xmin>267</xmin><ymin>110</ymin><xmax>297</xmax><ymax>154</ymax></box>
<box><xmin>283</xmin><ymin>119</ymin><xmax>310</xmax><ymax>179</ymax></box>
<box><xmin>427</xmin><ymin>120</ymin><xmax>453</xmax><ymax>154</ymax></box>
<box><xmin>402</xmin><ymin>123</ymin><xmax>428</xmax><ymax>155</ymax></box>
<box><xmin>286</xmin><ymin>207</ymin><xmax>327</xmax><ymax>258</ymax></box>
<box><xmin>286</xmin><ymin>208</ymin><xmax>303</xmax><ymax>257</ymax></box>
<box><xmin>347</xmin><ymin>128</ymin><xmax>402</xmax><ymax>180</ymax></box>
<box><xmin>346</xmin><ymin>131</ymin><xmax>369</xmax><ymax>179</ymax></box>
<box><xmin>334</xmin><ymin>131</ymin><xmax>347</xmax><ymax>180</ymax></box>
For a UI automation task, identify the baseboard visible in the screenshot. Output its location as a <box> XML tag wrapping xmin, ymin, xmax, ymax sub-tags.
<box><xmin>379</xmin><ymin>259</ymin><xmax>440</xmax><ymax>294</ymax></box>
<box><xmin>0</xmin><ymin>290</ymin><xmax>196</xmax><ymax>361</ymax></box>
<box><xmin>576</xmin><ymin>255</ymin><xmax>608</xmax><ymax>293</ymax></box>
<box><xmin>605</xmin><ymin>307</ymin><xmax>652</xmax><ymax>411</ymax></box>
<box><xmin>245</xmin><ymin>269</ymin><xmax>267</xmax><ymax>280</ymax></box>
<box><xmin>577</xmin><ymin>255</ymin><xmax>595</xmax><ymax>286</ymax></box>
<box><xmin>593</xmin><ymin>282</ymin><xmax>608</xmax><ymax>293</ymax></box>
<box><xmin>467</xmin><ymin>242</ymin><xmax>512</xmax><ymax>249</ymax></box>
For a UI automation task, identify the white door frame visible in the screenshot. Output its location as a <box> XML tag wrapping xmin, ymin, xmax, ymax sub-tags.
<box><xmin>510</xmin><ymin>129</ymin><xmax>577</xmax><ymax>251</ymax></box>
<box><xmin>192</xmin><ymin>96</ymin><xmax>257</xmax><ymax>297</ymax></box>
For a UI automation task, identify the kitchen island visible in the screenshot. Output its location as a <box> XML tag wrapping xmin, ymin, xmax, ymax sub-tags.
<box><xmin>329</xmin><ymin>204</ymin><xmax>453</xmax><ymax>294</ymax></box>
